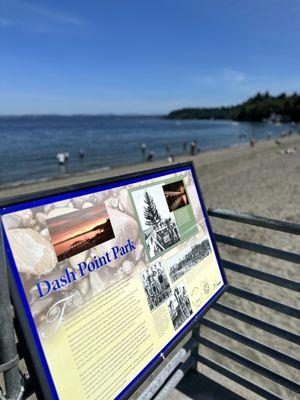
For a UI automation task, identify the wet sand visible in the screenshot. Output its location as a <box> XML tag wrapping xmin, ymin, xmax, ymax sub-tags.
<box><xmin>1</xmin><ymin>135</ymin><xmax>299</xmax><ymax>399</ymax></box>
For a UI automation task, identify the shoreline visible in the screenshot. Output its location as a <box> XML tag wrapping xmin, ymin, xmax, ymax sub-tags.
<box><xmin>0</xmin><ymin>140</ymin><xmax>253</xmax><ymax>199</ymax></box>
<box><xmin>0</xmin><ymin>140</ymin><xmax>247</xmax><ymax>191</ymax></box>
<box><xmin>1</xmin><ymin>116</ymin><xmax>297</xmax><ymax>194</ymax></box>
<box><xmin>0</xmin><ymin>135</ymin><xmax>299</xmax><ymax>204</ymax></box>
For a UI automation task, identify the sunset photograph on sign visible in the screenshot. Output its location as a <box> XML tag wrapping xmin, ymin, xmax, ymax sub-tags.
<box><xmin>47</xmin><ymin>204</ymin><xmax>115</xmax><ymax>261</ymax></box>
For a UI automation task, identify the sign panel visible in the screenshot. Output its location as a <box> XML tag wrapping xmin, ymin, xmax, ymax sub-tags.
<box><xmin>0</xmin><ymin>163</ymin><xmax>226</xmax><ymax>400</ymax></box>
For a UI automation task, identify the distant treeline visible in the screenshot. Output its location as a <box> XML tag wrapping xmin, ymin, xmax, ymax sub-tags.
<box><xmin>166</xmin><ymin>92</ymin><xmax>300</xmax><ymax>122</ymax></box>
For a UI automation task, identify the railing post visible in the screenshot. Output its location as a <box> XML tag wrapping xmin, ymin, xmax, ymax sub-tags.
<box><xmin>0</xmin><ymin>226</ymin><xmax>21</xmax><ymax>400</ymax></box>
<box><xmin>190</xmin><ymin>322</ymin><xmax>201</xmax><ymax>371</ymax></box>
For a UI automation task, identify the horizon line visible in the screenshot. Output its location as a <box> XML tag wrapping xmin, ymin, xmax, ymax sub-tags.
<box><xmin>0</xmin><ymin>113</ymin><xmax>165</xmax><ymax>118</ymax></box>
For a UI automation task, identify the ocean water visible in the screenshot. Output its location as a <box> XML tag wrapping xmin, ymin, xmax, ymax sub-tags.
<box><xmin>0</xmin><ymin>116</ymin><xmax>293</xmax><ymax>187</ymax></box>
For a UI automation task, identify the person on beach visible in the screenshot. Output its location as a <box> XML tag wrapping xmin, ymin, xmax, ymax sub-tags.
<box><xmin>165</xmin><ymin>143</ymin><xmax>170</xmax><ymax>153</ymax></box>
<box><xmin>182</xmin><ymin>139</ymin><xmax>187</xmax><ymax>151</ymax></box>
<box><xmin>141</xmin><ymin>143</ymin><xmax>147</xmax><ymax>156</ymax></box>
<box><xmin>190</xmin><ymin>141</ymin><xmax>196</xmax><ymax>155</ymax></box>
<box><xmin>79</xmin><ymin>149</ymin><xmax>84</xmax><ymax>158</ymax></box>
<box><xmin>148</xmin><ymin>150</ymin><xmax>154</xmax><ymax>161</ymax></box>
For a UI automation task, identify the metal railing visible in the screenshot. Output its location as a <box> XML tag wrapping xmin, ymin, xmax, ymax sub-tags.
<box><xmin>195</xmin><ymin>208</ymin><xmax>300</xmax><ymax>400</ymax></box>
<box><xmin>0</xmin><ymin>209</ymin><xmax>299</xmax><ymax>400</ymax></box>
<box><xmin>139</xmin><ymin>209</ymin><xmax>300</xmax><ymax>400</ymax></box>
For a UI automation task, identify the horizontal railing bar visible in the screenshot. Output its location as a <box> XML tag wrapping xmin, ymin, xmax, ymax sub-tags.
<box><xmin>222</xmin><ymin>260</ymin><xmax>300</xmax><ymax>292</ymax></box>
<box><xmin>197</xmin><ymin>354</ymin><xmax>282</xmax><ymax>400</ymax></box>
<box><xmin>198</xmin><ymin>337</ymin><xmax>300</xmax><ymax>393</ymax></box>
<box><xmin>227</xmin><ymin>286</ymin><xmax>300</xmax><ymax>318</ymax></box>
<box><xmin>0</xmin><ymin>354</ymin><xmax>19</xmax><ymax>374</ymax></box>
<box><xmin>153</xmin><ymin>356</ymin><xmax>195</xmax><ymax>400</ymax></box>
<box><xmin>137</xmin><ymin>337</ymin><xmax>197</xmax><ymax>400</ymax></box>
<box><xmin>214</xmin><ymin>234</ymin><xmax>300</xmax><ymax>264</ymax></box>
<box><xmin>202</xmin><ymin>319</ymin><xmax>300</xmax><ymax>369</ymax></box>
<box><xmin>208</xmin><ymin>208</ymin><xmax>300</xmax><ymax>235</ymax></box>
<box><xmin>212</xmin><ymin>303</ymin><xmax>300</xmax><ymax>345</ymax></box>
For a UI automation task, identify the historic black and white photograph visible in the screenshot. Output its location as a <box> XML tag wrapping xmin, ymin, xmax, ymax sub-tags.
<box><xmin>131</xmin><ymin>184</ymin><xmax>180</xmax><ymax>259</ymax></box>
<box><xmin>140</xmin><ymin>261</ymin><xmax>172</xmax><ymax>311</ymax></box>
<box><xmin>166</xmin><ymin>237</ymin><xmax>212</xmax><ymax>282</ymax></box>
<box><xmin>162</xmin><ymin>180</ymin><xmax>189</xmax><ymax>212</ymax></box>
<box><xmin>168</xmin><ymin>283</ymin><xmax>193</xmax><ymax>331</ymax></box>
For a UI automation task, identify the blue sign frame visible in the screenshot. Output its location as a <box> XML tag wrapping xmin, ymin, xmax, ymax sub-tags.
<box><xmin>0</xmin><ymin>162</ymin><xmax>227</xmax><ymax>400</ymax></box>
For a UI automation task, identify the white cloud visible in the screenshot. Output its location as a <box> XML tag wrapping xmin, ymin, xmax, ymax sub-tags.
<box><xmin>24</xmin><ymin>3</ymin><xmax>83</xmax><ymax>26</ymax></box>
<box><xmin>0</xmin><ymin>0</ymin><xmax>84</xmax><ymax>32</ymax></box>
<box><xmin>195</xmin><ymin>68</ymin><xmax>247</xmax><ymax>86</ymax></box>
<box><xmin>223</xmin><ymin>69</ymin><xmax>246</xmax><ymax>83</ymax></box>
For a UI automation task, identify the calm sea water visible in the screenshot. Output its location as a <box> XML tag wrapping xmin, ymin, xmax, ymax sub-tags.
<box><xmin>0</xmin><ymin>116</ymin><xmax>292</xmax><ymax>187</ymax></box>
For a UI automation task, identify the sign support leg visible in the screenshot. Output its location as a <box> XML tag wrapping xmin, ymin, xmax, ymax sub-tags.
<box><xmin>190</xmin><ymin>322</ymin><xmax>200</xmax><ymax>372</ymax></box>
<box><xmin>0</xmin><ymin>226</ymin><xmax>21</xmax><ymax>400</ymax></box>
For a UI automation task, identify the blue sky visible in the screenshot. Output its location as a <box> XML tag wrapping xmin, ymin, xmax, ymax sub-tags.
<box><xmin>1</xmin><ymin>0</ymin><xmax>300</xmax><ymax>114</ymax></box>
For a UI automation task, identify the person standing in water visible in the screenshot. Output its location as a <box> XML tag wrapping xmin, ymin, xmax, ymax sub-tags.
<box><xmin>79</xmin><ymin>149</ymin><xmax>84</xmax><ymax>159</ymax></box>
<box><xmin>148</xmin><ymin>150</ymin><xmax>154</xmax><ymax>161</ymax></box>
<box><xmin>56</xmin><ymin>152</ymin><xmax>66</xmax><ymax>165</ymax></box>
<box><xmin>141</xmin><ymin>143</ymin><xmax>147</xmax><ymax>156</ymax></box>
<box><xmin>190</xmin><ymin>141</ymin><xmax>196</xmax><ymax>155</ymax></box>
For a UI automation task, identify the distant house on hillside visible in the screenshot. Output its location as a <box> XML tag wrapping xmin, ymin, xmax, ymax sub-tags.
<box><xmin>266</xmin><ymin>112</ymin><xmax>290</xmax><ymax>123</ymax></box>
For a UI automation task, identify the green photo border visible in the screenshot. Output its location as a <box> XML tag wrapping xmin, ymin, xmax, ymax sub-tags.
<box><xmin>129</xmin><ymin>174</ymin><xmax>198</xmax><ymax>262</ymax></box>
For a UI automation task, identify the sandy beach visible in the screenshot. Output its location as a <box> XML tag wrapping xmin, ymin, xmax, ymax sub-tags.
<box><xmin>2</xmin><ymin>135</ymin><xmax>299</xmax><ymax>400</ymax></box>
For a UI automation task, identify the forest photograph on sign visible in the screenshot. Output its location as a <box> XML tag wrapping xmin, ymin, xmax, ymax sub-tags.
<box><xmin>129</xmin><ymin>176</ymin><xmax>198</xmax><ymax>261</ymax></box>
<box><xmin>0</xmin><ymin>164</ymin><xmax>226</xmax><ymax>400</ymax></box>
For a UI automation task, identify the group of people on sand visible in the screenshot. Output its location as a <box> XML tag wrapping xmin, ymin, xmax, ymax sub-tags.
<box><xmin>239</xmin><ymin>130</ymin><xmax>295</xmax><ymax>148</ymax></box>
<box><xmin>140</xmin><ymin>139</ymin><xmax>199</xmax><ymax>163</ymax></box>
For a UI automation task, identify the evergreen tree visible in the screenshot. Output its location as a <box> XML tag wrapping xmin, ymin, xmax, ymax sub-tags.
<box><xmin>165</xmin><ymin>92</ymin><xmax>300</xmax><ymax>122</ymax></box>
<box><xmin>144</xmin><ymin>191</ymin><xmax>161</xmax><ymax>226</ymax></box>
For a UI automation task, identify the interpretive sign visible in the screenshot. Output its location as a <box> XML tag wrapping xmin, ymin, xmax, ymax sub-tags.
<box><xmin>0</xmin><ymin>163</ymin><xmax>226</xmax><ymax>400</ymax></box>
